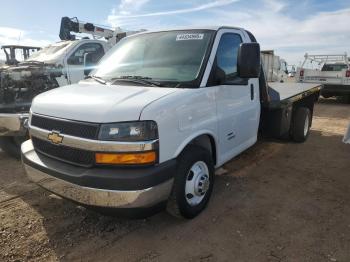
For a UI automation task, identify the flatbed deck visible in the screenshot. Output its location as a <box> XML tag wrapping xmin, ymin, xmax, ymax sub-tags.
<box><xmin>267</xmin><ymin>82</ymin><xmax>321</xmax><ymax>108</ymax></box>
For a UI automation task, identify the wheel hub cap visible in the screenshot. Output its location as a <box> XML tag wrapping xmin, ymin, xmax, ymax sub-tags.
<box><xmin>194</xmin><ymin>174</ymin><xmax>210</xmax><ymax>195</ymax></box>
<box><xmin>185</xmin><ymin>161</ymin><xmax>210</xmax><ymax>206</ymax></box>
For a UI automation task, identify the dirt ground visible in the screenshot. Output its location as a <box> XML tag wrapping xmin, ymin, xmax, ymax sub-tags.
<box><xmin>0</xmin><ymin>98</ymin><xmax>349</xmax><ymax>262</ymax></box>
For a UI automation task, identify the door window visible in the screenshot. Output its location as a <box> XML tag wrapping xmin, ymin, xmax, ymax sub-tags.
<box><xmin>215</xmin><ymin>33</ymin><xmax>242</xmax><ymax>81</ymax></box>
<box><xmin>67</xmin><ymin>43</ymin><xmax>104</xmax><ymax>65</ymax></box>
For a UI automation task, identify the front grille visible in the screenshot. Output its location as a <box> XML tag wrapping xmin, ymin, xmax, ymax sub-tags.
<box><xmin>31</xmin><ymin>114</ymin><xmax>99</xmax><ymax>139</ymax></box>
<box><xmin>32</xmin><ymin>137</ymin><xmax>95</xmax><ymax>167</ymax></box>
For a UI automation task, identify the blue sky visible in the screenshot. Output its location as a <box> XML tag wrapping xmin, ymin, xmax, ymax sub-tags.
<box><xmin>1</xmin><ymin>0</ymin><xmax>349</xmax><ymax>65</ymax></box>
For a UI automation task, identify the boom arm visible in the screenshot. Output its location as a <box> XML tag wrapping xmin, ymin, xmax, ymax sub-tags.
<box><xmin>59</xmin><ymin>17</ymin><xmax>115</xmax><ymax>40</ymax></box>
<box><xmin>59</xmin><ymin>17</ymin><xmax>143</xmax><ymax>45</ymax></box>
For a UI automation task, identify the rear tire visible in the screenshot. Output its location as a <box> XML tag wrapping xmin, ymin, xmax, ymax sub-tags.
<box><xmin>345</xmin><ymin>95</ymin><xmax>350</xmax><ymax>104</ymax></box>
<box><xmin>321</xmin><ymin>94</ymin><xmax>332</xmax><ymax>99</ymax></box>
<box><xmin>0</xmin><ymin>136</ymin><xmax>26</xmax><ymax>159</ymax></box>
<box><xmin>291</xmin><ymin>107</ymin><xmax>311</xmax><ymax>143</ymax></box>
<box><xmin>167</xmin><ymin>145</ymin><xmax>214</xmax><ymax>219</ymax></box>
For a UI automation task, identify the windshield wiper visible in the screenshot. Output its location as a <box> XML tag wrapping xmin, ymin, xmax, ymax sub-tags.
<box><xmin>88</xmin><ymin>75</ymin><xmax>107</xmax><ymax>85</ymax></box>
<box><xmin>110</xmin><ymin>76</ymin><xmax>163</xmax><ymax>87</ymax></box>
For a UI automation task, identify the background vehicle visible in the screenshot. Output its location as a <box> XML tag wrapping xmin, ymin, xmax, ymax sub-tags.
<box><xmin>0</xmin><ymin>17</ymin><xmax>138</xmax><ymax>158</ymax></box>
<box><xmin>21</xmin><ymin>26</ymin><xmax>321</xmax><ymax>219</ymax></box>
<box><xmin>261</xmin><ymin>50</ymin><xmax>288</xmax><ymax>82</ymax></box>
<box><xmin>296</xmin><ymin>53</ymin><xmax>350</xmax><ymax>100</ymax></box>
<box><xmin>287</xmin><ymin>65</ymin><xmax>296</xmax><ymax>77</ymax></box>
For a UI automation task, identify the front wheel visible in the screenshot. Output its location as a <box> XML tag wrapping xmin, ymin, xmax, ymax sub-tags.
<box><xmin>167</xmin><ymin>145</ymin><xmax>214</xmax><ymax>219</ymax></box>
<box><xmin>0</xmin><ymin>136</ymin><xmax>27</xmax><ymax>159</ymax></box>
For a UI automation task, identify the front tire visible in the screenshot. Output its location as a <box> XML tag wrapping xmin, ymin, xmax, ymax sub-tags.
<box><xmin>167</xmin><ymin>145</ymin><xmax>214</xmax><ymax>219</ymax></box>
<box><xmin>291</xmin><ymin>107</ymin><xmax>311</xmax><ymax>143</ymax></box>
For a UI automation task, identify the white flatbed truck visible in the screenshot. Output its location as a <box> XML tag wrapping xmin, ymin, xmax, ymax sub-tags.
<box><xmin>21</xmin><ymin>26</ymin><xmax>321</xmax><ymax>219</ymax></box>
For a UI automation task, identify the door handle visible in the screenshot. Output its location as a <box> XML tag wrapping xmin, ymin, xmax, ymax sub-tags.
<box><xmin>250</xmin><ymin>84</ymin><xmax>254</xmax><ymax>100</ymax></box>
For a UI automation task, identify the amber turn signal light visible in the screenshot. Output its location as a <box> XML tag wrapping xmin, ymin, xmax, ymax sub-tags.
<box><xmin>95</xmin><ymin>151</ymin><xmax>156</xmax><ymax>165</ymax></box>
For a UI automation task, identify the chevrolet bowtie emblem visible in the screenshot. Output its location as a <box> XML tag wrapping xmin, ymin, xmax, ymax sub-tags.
<box><xmin>47</xmin><ymin>131</ymin><xmax>64</xmax><ymax>145</ymax></box>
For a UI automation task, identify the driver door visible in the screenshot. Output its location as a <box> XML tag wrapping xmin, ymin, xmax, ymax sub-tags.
<box><xmin>208</xmin><ymin>30</ymin><xmax>260</xmax><ymax>164</ymax></box>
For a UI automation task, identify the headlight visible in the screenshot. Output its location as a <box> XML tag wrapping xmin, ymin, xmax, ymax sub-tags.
<box><xmin>98</xmin><ymin>121</ymin><xmax>158</xmax><ymax>141</ymax></box>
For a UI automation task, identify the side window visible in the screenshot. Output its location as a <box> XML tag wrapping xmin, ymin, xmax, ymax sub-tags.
<box><xmin>215</xmin><ymin>33</ymin><xmax>242</xmax><ymax>81</ymax></box>
<box><xmin>67</xmin><ymin>43</ymin><xmax>104</xmax><ymax>65</ymax></box>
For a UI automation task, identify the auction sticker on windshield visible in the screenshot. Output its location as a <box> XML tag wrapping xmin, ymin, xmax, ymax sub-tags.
<box><xmin>176</xmin><ymin>34</ymin><xmax>204</xmax><ymax>41</ymax></box>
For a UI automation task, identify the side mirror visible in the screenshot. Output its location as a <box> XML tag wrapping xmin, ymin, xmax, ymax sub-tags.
<box><xmin>84</xmin><ymin>53</ymin><xmax>95</xmax><ymax>76</ymax></box>
<box><xmin>237</xmin><ymin>43</ymin><xmax>261</xmax><ymax>78</ymax></box>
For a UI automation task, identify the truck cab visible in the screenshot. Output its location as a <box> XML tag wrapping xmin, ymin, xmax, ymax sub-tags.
<box><xmin>21</xmin><ymin>27</ymin><xmax>320</xmax><ymax>219</ymax></box>
<box><xmin>25</xmin><ymin>39</ymin><xmax>110</xmax><ymax>85</ymax></box>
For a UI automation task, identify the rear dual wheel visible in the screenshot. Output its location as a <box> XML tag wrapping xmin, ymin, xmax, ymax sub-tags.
<box><xmin>291</xmin><ymin>107</ymin><xmax>311</xmax><ymax>143</ymax></box>
<box><xmin>321</xmin><ymin>94</ymin><xmax>332</xmax><ymax>99</ymax></box>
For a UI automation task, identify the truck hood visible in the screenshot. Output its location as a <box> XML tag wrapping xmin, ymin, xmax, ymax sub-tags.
<box><xmin>31</xmin><ymin>83</ymin><xmax>178</xmax><ymax>123</ymax></box>
<box><xmin>26</xmin><ymin>41</ymin><xmax>74</xmax><ymax>64</ymax></box>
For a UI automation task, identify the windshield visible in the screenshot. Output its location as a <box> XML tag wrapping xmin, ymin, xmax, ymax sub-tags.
<box><xmin>26</xmin><ymin>41</ymin><xmax>74</xmax><ymax>63</ymax></box>
<box><xmin>93</xmin><ymin>30</ymin><xmax>214</xmax><ymax>87</ymax></box>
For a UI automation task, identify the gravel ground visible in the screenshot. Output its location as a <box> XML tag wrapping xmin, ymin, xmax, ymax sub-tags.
<box><xmin>0</xmin><ymin>98</ymin><xmax>349</xmax><ymax>262</ymax></box>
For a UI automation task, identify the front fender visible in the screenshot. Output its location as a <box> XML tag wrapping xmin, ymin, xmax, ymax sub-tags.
<box><xmin>173</xmin><ymin>130</ymin><xmax>219</xmax><ymax>160</ymax></box>
<box><xmin>139</xmin><ymin>88</ymin><xmax>218</xmax><ymax>164</ymax></box>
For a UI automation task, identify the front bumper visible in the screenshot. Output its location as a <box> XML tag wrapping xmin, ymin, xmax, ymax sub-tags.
<box><xmin>321</xmin><ymin>84</ymin><xmax>350</xmax><ymax>96</ymax></box>
<box><xmin>0</xmin><ymin>113</ymin><xmax>28</xmax><ymax>136</ymax></box>
<box><xmin>21</xmin><ymin>140</ymin><xmax>175</xmax><ymax>209</ymax></box>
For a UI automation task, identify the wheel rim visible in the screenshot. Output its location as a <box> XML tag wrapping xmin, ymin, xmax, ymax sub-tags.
<box><xmin>185</xmin><ymin>161</ymin><xmax>210</xmax><ymax>206</ymax></box>
<box><xmin>304</xmin><ymin>114</ymin><xmax>310</xmax><ymax>137</ymax></box>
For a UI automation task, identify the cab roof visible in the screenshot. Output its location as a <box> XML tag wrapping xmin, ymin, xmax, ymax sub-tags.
<box><xmin>135</xmin><ymin>26</ymin><xmax>245</xmax><ymax>35</ymax></box>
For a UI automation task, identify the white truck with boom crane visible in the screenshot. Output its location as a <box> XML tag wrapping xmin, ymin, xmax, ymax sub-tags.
<box><xmin>0</xmin><ymin>17</ymin><xmax>137</xmax><ymax>158</ymax></box>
